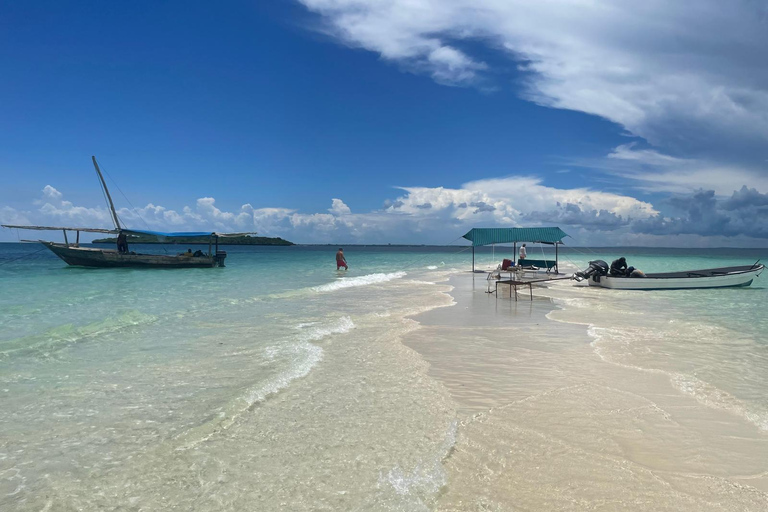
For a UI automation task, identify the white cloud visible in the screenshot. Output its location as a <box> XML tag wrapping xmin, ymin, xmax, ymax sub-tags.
<box><xmin>0</xmin><ymin>206</ymin><xmax>31</xmax><ymax>227</ymax></box>
<box><xmin>1</xmin><ymin>178</ymin><xmax>658</xmax><ymax>244</ymax></box>
<box><xmin>42</xmin><ymin>185</ymin><xmax>62</xmax><ymax>200</ymax></box>
<box><xmin>592</xmin><ymin>144</ymin><xmax>768</xmax><ymax>196</ymax></box>
<box><xmin>329</xmin><ymin>198</ymin><xmax>351</xmax><ymax>215</ymax></box>
<box><xmin>298</xmin><ymin>0</ymin><xmax>768</xmax><ymax>152</ymax></box>
<box><xmin>7</xmin><ymin>177</ymin><xmax>768</xmax><ymax>244</ymax></box>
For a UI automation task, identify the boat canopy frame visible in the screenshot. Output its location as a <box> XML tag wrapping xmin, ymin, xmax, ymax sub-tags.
<box><xmin>2</xmin><ymin>224</ymin><xmax>258</xmax><ymax>257</ymax></box>
<box><xmin>462</xmin><ymin>227</ymin><xmax>569</xmax><ymax>272</ymax></box>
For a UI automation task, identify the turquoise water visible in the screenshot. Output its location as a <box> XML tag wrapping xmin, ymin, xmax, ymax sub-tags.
<box><xmin>1</xmin><ymin>242</ymin><xmax>767</xmax><ymax>510</ymax></box>
<box><xmin>551</xmin><ymin>246</ymin><xmax>768</xmax><ymax>434</ymax></box>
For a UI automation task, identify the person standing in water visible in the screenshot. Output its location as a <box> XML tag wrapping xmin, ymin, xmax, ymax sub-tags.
<box><xmin>518</xmin><ymin>243</ymin><xmax>527</xmax><ymax>263</ymax></box>
<box><xmin>336</xmin><ymin>248</ymin><xmax>348</xmax><ymax>270</ymax></box>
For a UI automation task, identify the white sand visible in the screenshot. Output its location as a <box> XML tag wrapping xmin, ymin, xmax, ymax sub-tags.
<box><xmin>406</xmin><ymin>272</ymin><xmax>768</xmax><ymax>510</ymax></box>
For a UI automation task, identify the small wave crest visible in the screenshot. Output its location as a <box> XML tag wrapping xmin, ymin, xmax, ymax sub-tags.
<box><xmin>0</xmin><ymin>310</ymin><xmax>158</xmax><ymax>360</ymax></box>
<box><xmin>246</xmin><ymin>315</ymin><xmax>355</xmax><ymax>405</ymax></box>
<box><xmin>378</xmin><ymin>420</ymin><xmax>458</xmax><ymax>509</ymax></box>
<box><xmin>311</xmin><ymin>272</ymin><xmax>406</xmax><ymax>293</ymax></box>
<box><xmin>671</xmin><ymin>373</ymin><xmax>768</xmax><ymax>432</ymax></box>
<box><xmin>587</xmin><ymin>325</ymin><xmax>768</xmax><ymax>432</ymax></box>
<box><xmin>175</xmin><ymin>316</ymin><xmax>356</xmax><ymax>450</ymax></box>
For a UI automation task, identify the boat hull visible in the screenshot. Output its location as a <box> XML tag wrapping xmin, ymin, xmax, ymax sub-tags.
<box><xmin>42</xmin><ymin>242</ymin><xmax>221</xmax><ymax>268</ymax></box>
<box><xmin>588</xmin><ymin>265</ymin><xmax>763</xmax><ymax>290</ymax></box>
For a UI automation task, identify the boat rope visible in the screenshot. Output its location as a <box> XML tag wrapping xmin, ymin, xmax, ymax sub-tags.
<box><xmin>0</xmin><ymin>246</ymin><xmax>48</xmax><ymax>267</ymax></box>
<box><xmin>561</xmin><ymin>244</ymin><xmax>601</xmax><ymax>257</ymax></box>
<box><xmin>97</xmin><ymin>161</ymin><xmax>171</xmax><ymax>254</ymax></box>
<box><xmin>93</xmin><ymin>166</ymin><xmax>114</xmax><ymax>229</ymax></box>
<box><xmin>395</xmin><ymin>235</ymin><xmax>472</xmax><ymax>272</ymax></box>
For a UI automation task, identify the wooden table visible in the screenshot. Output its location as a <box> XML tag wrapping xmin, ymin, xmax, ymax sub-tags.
<box><xmin>495</xmin><ymin>275</ymin><xmax>572</xmax><ymax>301</ymax></box>
<box><xmin>496</xmin><ymin>278</ymin><xmax>534</xmax><ymax>301</ymax></box>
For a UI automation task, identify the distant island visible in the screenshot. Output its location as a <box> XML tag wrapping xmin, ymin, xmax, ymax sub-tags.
<box><xmin>93</xmin><ymin>234</ymin><xmax>294</xmax><ymax>246</ymax></box>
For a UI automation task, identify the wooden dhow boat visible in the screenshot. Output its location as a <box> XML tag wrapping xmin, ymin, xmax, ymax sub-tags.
<box><xmin>2</xmin><ymin>157</ymin><xmax>253</xmax><ymax>268</ymax></box>
<box><xmin>573</xmin><ymin>260</ymin><xmax>764</xmax><ymax>290</ymax></box>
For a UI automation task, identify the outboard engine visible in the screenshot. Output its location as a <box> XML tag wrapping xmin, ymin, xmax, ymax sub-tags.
<box><xmin>573</xmin><ymin>260</ymin><xmax>609</xmax><ymax>282</ymax></box>
<box><xmin>213</xmin><ymin>250</ymin><xmax>227</xmax><ymax>267</ymax></box>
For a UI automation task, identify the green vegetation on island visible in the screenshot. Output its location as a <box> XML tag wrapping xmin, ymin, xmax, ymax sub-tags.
<box><xmin>93</xmin><ymin>234</ymin><xmax>294</xmax><ymax>246</ymax></box>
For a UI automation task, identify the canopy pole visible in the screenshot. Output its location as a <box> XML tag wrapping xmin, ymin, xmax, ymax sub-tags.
<box><xmin>514</xmin><ymin>242</ymin><xmax>517</xmax><ymax>264</ymax></box>
<box><xmin>62</xmin><ymin>229</ymin><xmax>69</xmax><ymax>247</ymax></box>
<box><xmin>76</xmin><ymin>230</ymin><xmax>80</xmax><ymax>247</ymax></box>
<box><xmin>472</xmin><ymin>246</ymin><xmax>475</xmax><ymax>272</ymax></box>
<box><xmin>555</xmin><ymin>242</ymin><xmax>559</xmax><ymax>274</ymax></box>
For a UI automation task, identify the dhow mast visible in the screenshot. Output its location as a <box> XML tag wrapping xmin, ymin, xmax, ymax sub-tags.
<box><xmin>91</xmin><ymin>156</ymin><xmax>122</xmax><ymax>231</ymax></box>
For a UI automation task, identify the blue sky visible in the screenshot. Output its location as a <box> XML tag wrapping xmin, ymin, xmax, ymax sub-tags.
<box><xmin>2</xmin><ymin>0</ymin><xmax>768</xmax><ymax>246</ymax></box>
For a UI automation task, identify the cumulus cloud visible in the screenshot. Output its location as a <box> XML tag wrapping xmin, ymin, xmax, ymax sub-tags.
<box><xmin>2</xmin><ymin>177</ymin><xmax>661</xmax><ymax>244</ymax></box>
<box><xmin>9</xmin><ymin>179</ymin><xmax>767</xmax><ymax>244</ymax></box>
<box><xmin>0</xmin><ymin>206</ymin><xmax>31</xmax><ymax>227</ymax></box>
<box><xmin>298</xmin><ymin>0</ymin><xmax>768</xmax><ymax>157</ymax></box>
<box><xmin>36</xmin><ymin>185</ymin><xmax>114</xmax><ymax>226</ymax></box>
<box><xmin>42</xmin><ymin>185</ymin><xmax>62</xmax><ymax>200</ymax></box>
<box><xmin>329</xmin><ymin>198</ymin><xmax>351</xmax><ymax>215</ymax></box>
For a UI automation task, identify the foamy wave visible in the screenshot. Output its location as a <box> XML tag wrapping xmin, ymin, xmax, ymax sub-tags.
<box><xmin>586</xmin><ymin>324</ymin><xmax>604</xmax><ymax>356</ymax></box>
<box><xmin>248</xmin><ymin>316</ymin><xmax>354</xmax><ymax>404</ymax></box>
<box><xmin>380</xmin><ymin>420</ymin><xmax>457</xmax><ymax>507</ymax></box>
<box><xmin>245</xmin><ymin>344</ymin><xmax>323</xmax><ymax>405</ymax></box>
<box><xmin>553</xmin><ymin>296</ymin><xmax>591</xmax><ymax>308</ymax></box>
<box><xmin>312</xmin><ymin>272</ymin><xmax>406</xmax><ymax>292</ymax></box>
<box><xmin>176</xmin><ymin>316</ymin><xmax>356</xmax><ymax>451</ymax></box>
<box><xmin>671</xmin><ymin>373</ymin><xmax>768</xmax><ymax>432</ymax></box>
<box><xmin>588</xmin><ymin>325</ymin><xmax>768</xmax><ymax>432</ymax></box>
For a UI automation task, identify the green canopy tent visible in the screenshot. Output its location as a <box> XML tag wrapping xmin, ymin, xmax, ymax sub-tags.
<box><xmin>462</xmin><ymin>227</ymin><xmax>569</xmax><ymax>272</ymax></box>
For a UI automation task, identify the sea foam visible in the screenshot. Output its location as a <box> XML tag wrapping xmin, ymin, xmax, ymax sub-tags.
<box><xmin>176</xmin><ymin>316</ymin><xmax>356</xmax><ymax>451</ymax></box>
<box><xmin>379</xmin><ymin>420</ymin><xmax>458</xmax><ymax>509</ymax></box>
<box><xmin>247</xmin><ymin>316</ymin><xmax>355</xmax><ymax>404</ymax></box>
<box><xmin>311</xmin><ymin>272</ymin><xmax>406</xmax><ymax>293</ymax></box>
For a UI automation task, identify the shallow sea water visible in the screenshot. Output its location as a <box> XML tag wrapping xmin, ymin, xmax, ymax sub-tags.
<box><xmin>1</xmin><ymin>243</ymin><xmax>767</xmax><ymax>510</ymax></box>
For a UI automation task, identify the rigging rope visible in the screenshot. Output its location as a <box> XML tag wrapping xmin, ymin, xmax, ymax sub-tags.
<box><xmin>0</xmin><ymin>246</ymin><xmax>48</xmax><ymax>267</ymax></box>
<box><xmin>397</xmin><ymin>235</ymin><xmax>473</xmax><ymax>272</ymax></box>
<box><xmin>94</xmin><ymin>166</ymin><xmax>114</xmax><ymax>229</ymax></box>
<box><xmin>97</xmin><ymin>160</ymin><xmax>170</xmax><ymax>254</ymax></box>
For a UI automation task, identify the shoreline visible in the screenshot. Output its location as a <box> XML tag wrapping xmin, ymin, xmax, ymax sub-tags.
<box><xmin>401</xmin><ymin>270</ymin><xmax>768</xmax><ymax>509</ymax></box>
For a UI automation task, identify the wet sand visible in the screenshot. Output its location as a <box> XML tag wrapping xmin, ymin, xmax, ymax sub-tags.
<box><xmin>406</xmin><ymin>272</ymin><xmax>768</xmax><ymax>511</ymax></box>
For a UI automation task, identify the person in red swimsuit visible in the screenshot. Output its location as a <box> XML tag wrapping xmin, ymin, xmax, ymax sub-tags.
<box><xmin>336</xmin><ymin>248</ymin><xmax>348</xmax><ymax>270</ymax></box>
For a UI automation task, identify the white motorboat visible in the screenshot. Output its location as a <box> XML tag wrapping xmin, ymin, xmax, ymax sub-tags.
<box><xmin>573</xmin><ymin>260</ymin><xmax>764</xmax><ymax>290</ymax></box>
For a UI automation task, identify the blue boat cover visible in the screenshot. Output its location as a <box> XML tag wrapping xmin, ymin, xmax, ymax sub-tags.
<box><xmin>123</xmin><ymin>229</ymin><xmax>216</xmax><ymax>238</ymax></box>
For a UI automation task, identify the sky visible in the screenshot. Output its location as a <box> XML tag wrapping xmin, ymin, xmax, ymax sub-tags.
<box><xmin>1</xmin><ymin>0</ymin><xmax>768</xmax><ymax>246</ymax></box>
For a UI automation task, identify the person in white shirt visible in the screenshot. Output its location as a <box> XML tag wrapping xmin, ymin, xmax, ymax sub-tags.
<box><xmin>519</xmin><ymin>243</ymin><xmax>527</xmax><ymax>262</ymax></box>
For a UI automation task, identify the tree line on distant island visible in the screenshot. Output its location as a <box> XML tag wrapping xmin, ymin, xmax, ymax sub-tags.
<box><xmin>92</xmin><ymin>234</ymin><xmax>294</xmax><ymax>246</ymax></box>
